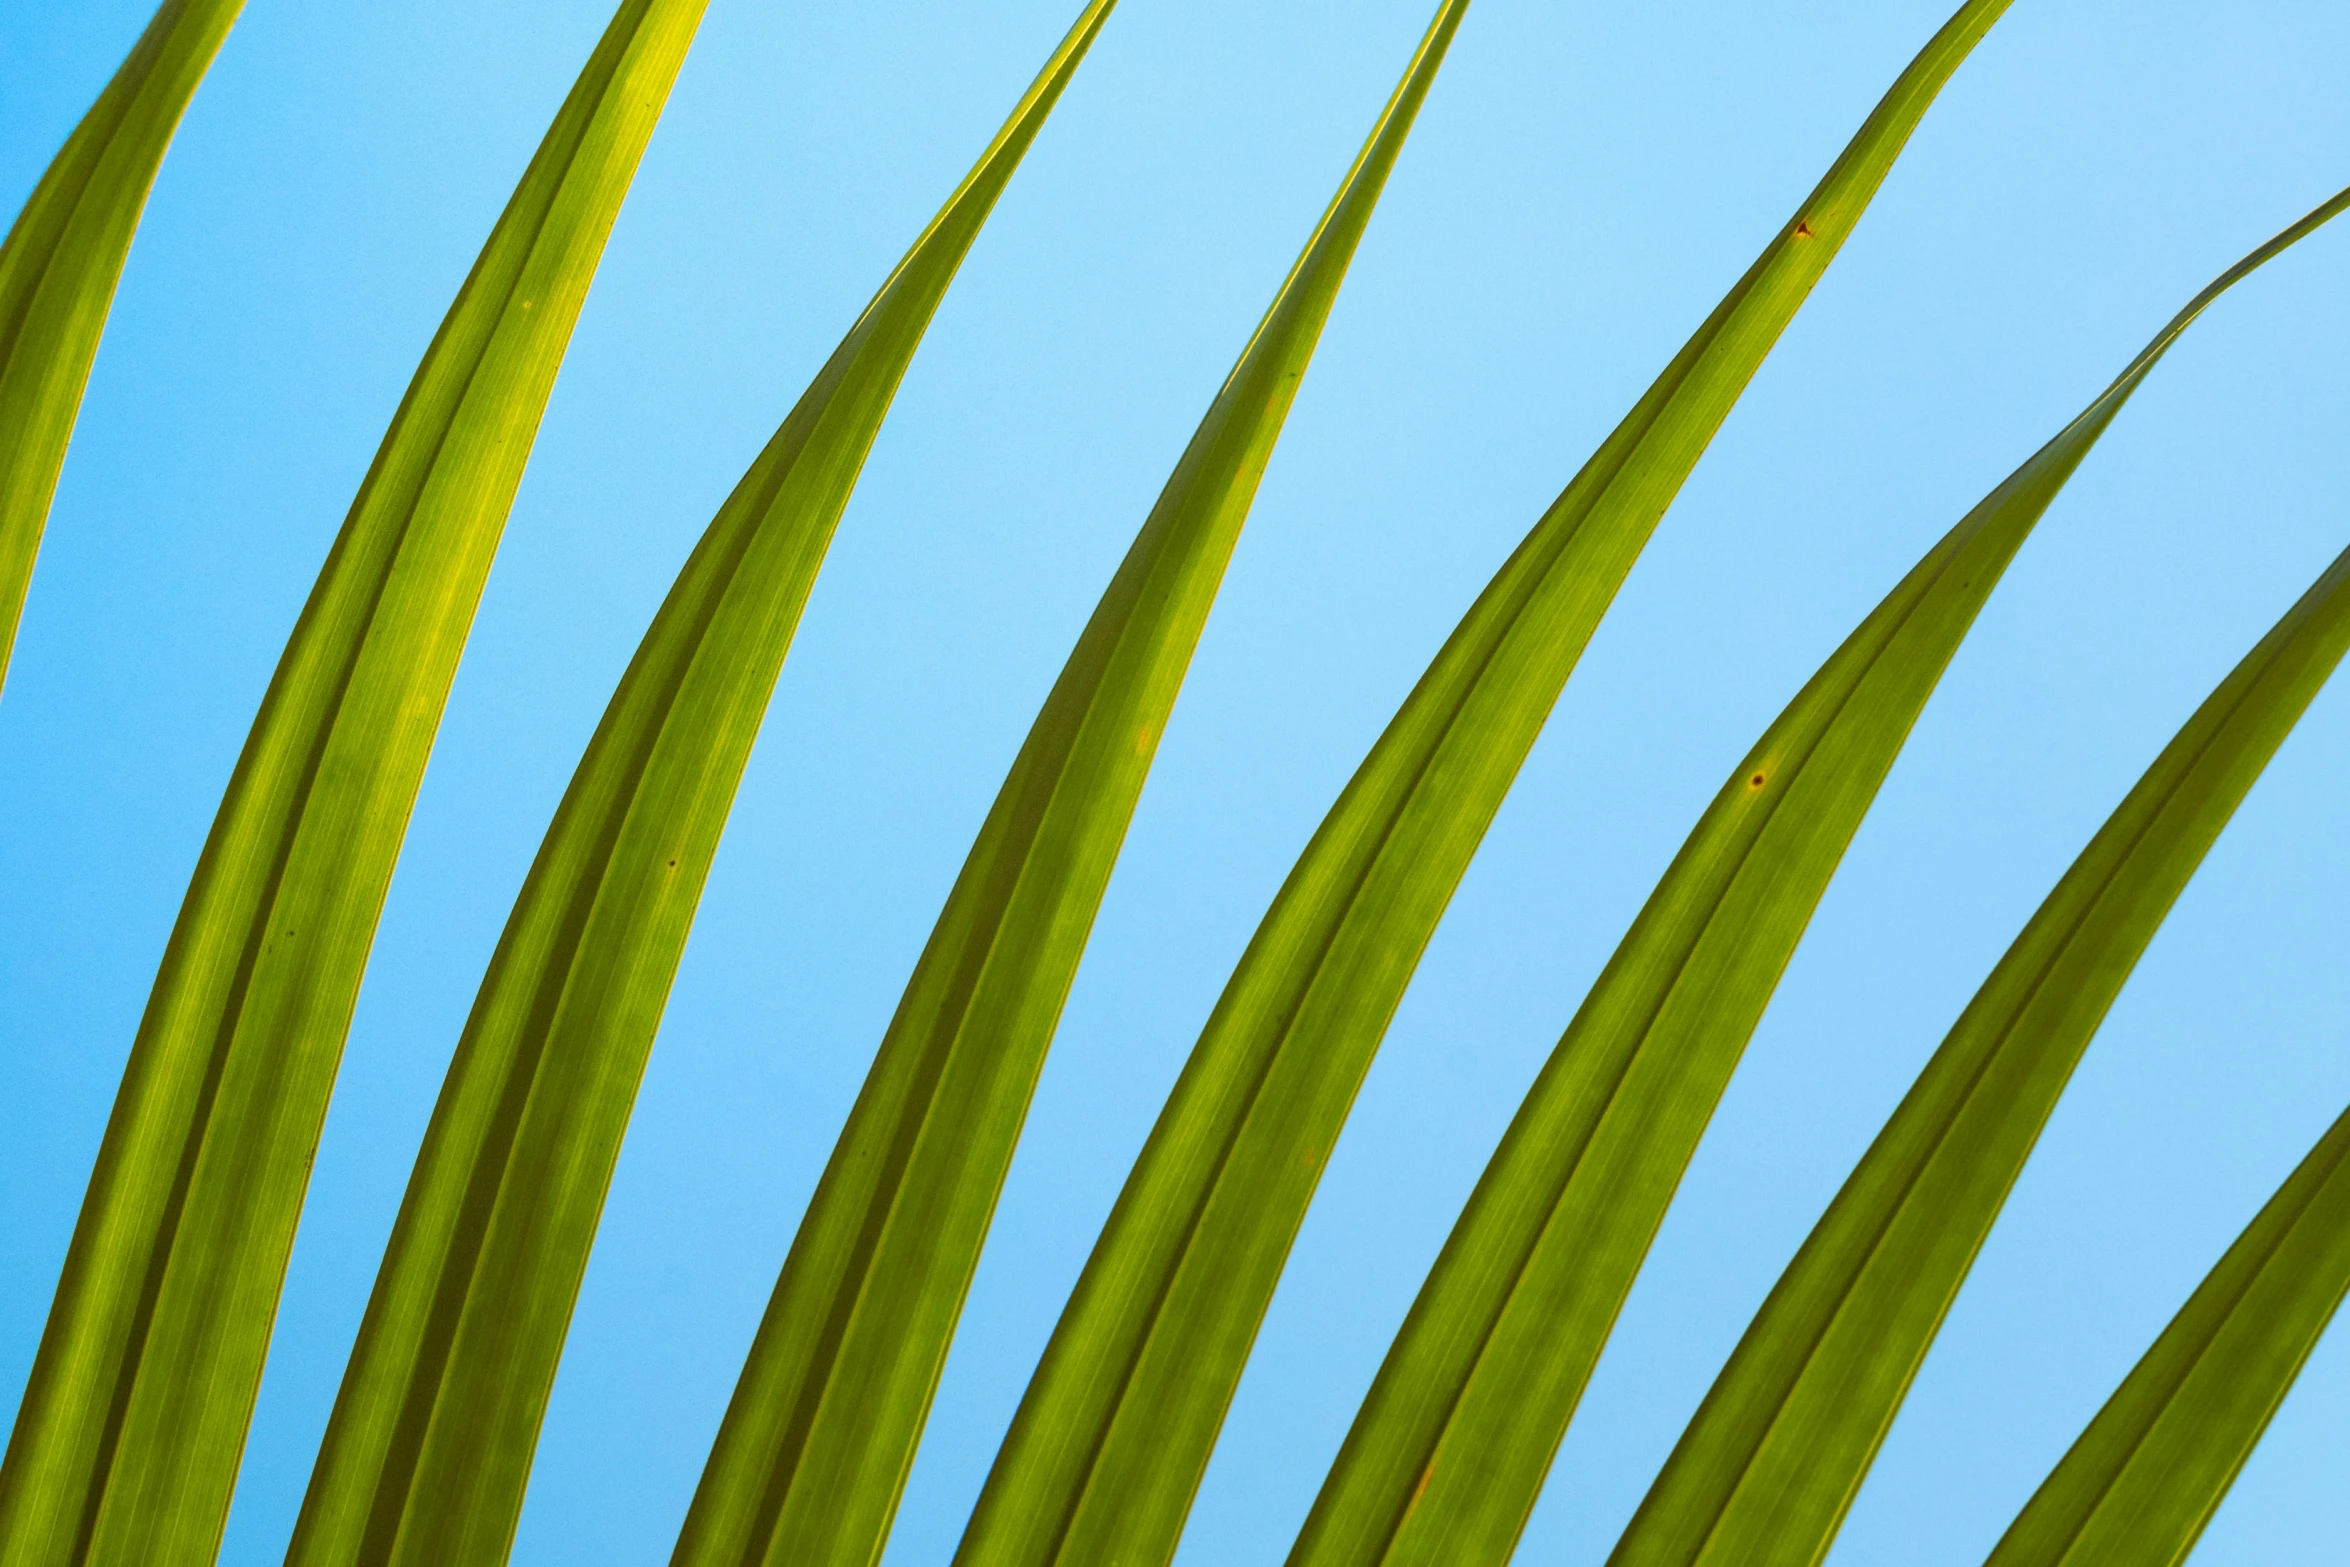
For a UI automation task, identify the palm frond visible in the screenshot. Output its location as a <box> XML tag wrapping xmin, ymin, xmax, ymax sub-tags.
<box><xmin>279</xmin><ymin>10</ymin><xmax>1120</xmax><ymax>1565</ymax></box>
<box><xmin>673</xmin><ymin>7</ymin><xmax>1467</xmax><ymax>1564</ymax></box>
<box><xmin>0</xmin><ymin>5</ymin><xmax>707</xmax><ymax>1560</ymax></box>
<box><xmin>1983</xmin><ymin>1097</ymin><xmax>2350</xmax><ymax>1567</ymax></box>
<box><xmin>1290</xmin><ymin>180</ymin><xmax>2350</xmax><ymax>1567</ymax></box>
<box><xmin>0</xmin><ymin>0</ymin><xmax>243</xmax><ymax>694</ymax></box>
<box><xmin>1607</xmin><ymin>535</ymin><xmax>2350</xmax><ymax>1567</ymax></box>
<box><xmin>956</xmin><ymin>5</ymin><xmax>2020</xmax><ymax>1564</ymax></box>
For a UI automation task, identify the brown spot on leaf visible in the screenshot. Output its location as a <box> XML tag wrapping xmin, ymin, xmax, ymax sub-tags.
<box><xmin>1402</xmin><ymin>1461</ymin><xmax>1435</xmax><ymax>1521</ymax></box>
<box><xmin>1793</xmin><ymin>220</ymin><xmax>1815</xmax><ymax>239</ymax></box>
<box><xmin>1750</xmin><ymin>772</ymin><xmax>1768</xmax><ymax>789</ymax></box>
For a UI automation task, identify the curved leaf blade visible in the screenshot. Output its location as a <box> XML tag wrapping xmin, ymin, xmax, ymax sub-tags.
<box><xmin>1288</xmin><ymin>187</ymin><xmax>2350</xmax><ymax>1567</ymax></box>
<box><xmin>0</xmin><ymin>0</ymin><xmax>244</xmax><ymax>697</ymax></box>
<box><xmin>671</xmin><ymin>9</ymin><xmax>1462</xmax><ymax>1566</ymax></box>
<box><xmin>1984</xmin><ymin>1099</ymin><xmax>2350</xmax><ymax>1567</ymax></box>
<box><xmin>1607</xmin><ymin>525</ymin><xmax>2350</xmax><ymax>1567</ymax></box>
<box><xmin>956</xmin><ymin>5</ymin><xmax>2018</xmax><ymax>1565</ymax></box>
<box><xmin>0</xmin><ymin>5</ymin><xmax>707</xmax><ymax>1562</ymax></box>
<box><xmin>278</xmin><ymin>12</ymin><xmax>1122</xmax><ymax>1567</ymax></box>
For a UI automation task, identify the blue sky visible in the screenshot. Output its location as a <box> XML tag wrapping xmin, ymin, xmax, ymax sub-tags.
<box><xmin>2</xmin><ymin>2</ymin><xmax>2346</xmax><ymax>1563</ymax></box>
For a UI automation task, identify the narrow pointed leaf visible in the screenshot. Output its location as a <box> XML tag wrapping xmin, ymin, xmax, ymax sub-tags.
<box><xmin>1289</xmin><ymin>187</ymin><xmax>2350</xmax><ymax>1567</ymax></box>
<box><xmin>0</xmin><ymin>0</ymin><xmax>244</xmax><ymax>697</ymax></box>
<box><xmin>957</xmin><ymin>5</ymin><xmax>2016</xmax><ymax>1565</ymax></box>
<box><xmin>0</xmin><ymin>5</ymin><xmax>707</xmax><ymax>1563</ymax></box>
<box><xmin>1984</xmin><ymin>1098</ymin><xmax>2350</xmax><ymax>1567</ymax></box>
<box><xmin>280</xmin><ymin>12</ymin><xmax>1119</xmax><ymax>1567</ymax></box>
<box><xmin>671</xmin><ymin>10</ymin><xmax>1458</xmax><ymax>1566</ymax></box>
<box><xmin>1607</xmin><ymin>530</ymin><xmax>2350</xmax><ymax>1567</ymax></box>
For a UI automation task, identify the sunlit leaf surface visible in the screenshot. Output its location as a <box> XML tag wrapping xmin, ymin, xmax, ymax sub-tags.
<box><xmin>1608</xmin><ymin>510</ymin><xmax>2350</xmax><ymax>1567</ymax></box>
<box><xmin>957</xmin><ymin>5</ymin><xmax>2019</xmax><ymax>1565</ymax></box>
<box><xmin>1288</xmin><ymin>180</ymin><xmax>2350</xmax><ymax>1567</ymax></box>
<box><xmin>674</xmin><ymin>7</ymin><xmax>1463</xmax><ymax>1564</ymax></box>
<box><xmin>0</xmin><ymin>4</ymin><xmax>707</xmax><ymax>1561</ymax></box>
<box><xmin>1984</xmin><ymin>1098</ymin><xmax>2350</xmax><ymax>1567</ymax></box>
<box><xmin>0</xmin><ymin>0</ymin><xmax>244</xmax><ymax>695</ymax></box>
<box><xmin>276</xmin><ymin>10</ymin><xmax>1120</xmax><ymax>1566</ymax></box>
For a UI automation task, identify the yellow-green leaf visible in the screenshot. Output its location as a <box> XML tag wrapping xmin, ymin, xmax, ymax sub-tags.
<box><xmin>283</xmin><ymin>12</ymin><xmax>1118</xmax><ymax>1567</ymax></box>
<box><xmin>672</xmin><ymin>9</ymin><xmax>1463</xmax><ymax>1566</ymax></box>
<box><xmin>0</xmin><ymin>5</ymin><xmax>706</xmax><ymax>1563</ymax></box>
<box><xmin>1607</xmin><ymin>539</ymin><xmax>2350</xmax><ymax>1567</ymax></box>
<box><xmin>1287</xmin><ymin>185</ymin><xmax>2350</xmax><ymax>1567</ymax></box>
<box><xmin>0</xmin><ymin>0</ymin><xmax>243</xmax><ymax>696</ymax></box>
<box><xmin>1984</xmin><ymin>1099</ymin><xmax>2350</xmax><ymax>1567</ymax></box>
<box><xmin>955</xmin><ymin>5</ymin><xmax>2017</xmax><ymax>1565</ymax></box>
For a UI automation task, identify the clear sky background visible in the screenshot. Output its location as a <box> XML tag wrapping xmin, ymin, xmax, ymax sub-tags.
<box><xmin>2</xmin><ymin>2</ymin><xmax>2346</xmax><ymax>1563</ymax></box>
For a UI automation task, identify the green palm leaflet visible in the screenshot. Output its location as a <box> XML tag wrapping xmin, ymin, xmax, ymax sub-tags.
<box><xmin>1984</xmin><ymin>1096</ymin><xmax>2350</xmax><ymax>1567</ymax></box>
<box><xmin>0</xmin><ymin>0</ymin><xmax>244</xmax><ymax>696</ymax></box>
<box><xmin>0</xmin><ymin>4</ymin><xmax>708</xmax><ymax>1563</ymax></box>
<box><xmin>1607</xmin><ymin>423</ymin><xmax>2350</xmax><ymax>1567</ymax></box>
<box><xmin>672</xmin><ymin>7</ymin><xmax>1463</xmax><ymax>1566</ymax></box>
<box><xmin>284</xmin><ymin>10</ymin><xmax>1119</xmax><ymax>1567</ymax></box>
<box><xmin>954</xmin><ymin>4</ymin><xmax>2019</xmax><ymax>1565</ymax></box>
<box><xmin>1288</xmin><ymin>184</ymin><xmax>2350</xmax><ymax>1567</ymax></box>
